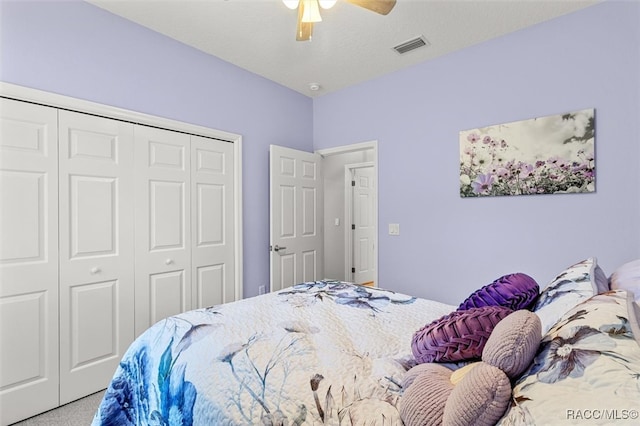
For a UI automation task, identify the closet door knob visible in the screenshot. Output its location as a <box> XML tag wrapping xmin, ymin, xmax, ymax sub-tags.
<box><xmin>165</xmin><ymin>258</ymin><xmax>173</xmax><ymax>265</ymax></box>
<box><xmin>90</xmin><ymin>267</ymin><xmax>101</xmax><ymax>274</ymax></box>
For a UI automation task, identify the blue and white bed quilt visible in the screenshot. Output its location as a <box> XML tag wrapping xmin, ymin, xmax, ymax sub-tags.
<box><xmin>92</xmin><ymin>281</ymin><xmax>454</xmax><ymax>425</ymax></box>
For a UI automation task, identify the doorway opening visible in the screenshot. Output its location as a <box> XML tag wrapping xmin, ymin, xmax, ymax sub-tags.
<box><xmin>269</xmin><ymin>141</ymin><xmax>378</xmax><ymax>291</ymax></box>
<box><xmin>317</xmin><ymin>141</ymin><xmax>378</xmax><ymax>287</ymax></box>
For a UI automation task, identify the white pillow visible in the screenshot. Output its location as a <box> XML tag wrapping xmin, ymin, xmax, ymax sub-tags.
<box><xmin>610</xmin><ymin>258</ymin><xmax>640</xmax><ymax>303</ymax></box>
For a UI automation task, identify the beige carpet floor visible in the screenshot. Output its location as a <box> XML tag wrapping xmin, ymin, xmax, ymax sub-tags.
<box><xmin>10</xmin><ymin>390</ymin><xmax>105</xmax><ymax>426</ymax></box>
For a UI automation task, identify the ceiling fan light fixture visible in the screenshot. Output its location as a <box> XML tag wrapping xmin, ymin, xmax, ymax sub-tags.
<box><xmin>282</xmin><ymin>0</ymin><xmax>299</xmax><ymax>10</ymax></box>
<box><xmin>318</xmin><ymin>0</ymin><xmax>337</xmax><ymax>9</ymax></box>
<box><xmin>291</xmin><ymin>0</ymin><xmax>395</xmax><ymax>41</ymax></box>
<box><xmin>301</xmin><ymin>0</ymin><xmax>322</xmax><ymax>23</ymax></box>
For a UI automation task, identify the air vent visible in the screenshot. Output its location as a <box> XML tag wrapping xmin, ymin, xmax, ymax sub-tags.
<box><xmin>393</xmin><ymin>36</ymin><xmax>429</xmax><ymax>54</ymax></box>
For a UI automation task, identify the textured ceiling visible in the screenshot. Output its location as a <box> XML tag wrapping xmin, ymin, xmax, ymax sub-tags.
<box><xmin>86</xmin><ymin>0</ymin><xmax>599</xmax><ymax>97</ymax></box>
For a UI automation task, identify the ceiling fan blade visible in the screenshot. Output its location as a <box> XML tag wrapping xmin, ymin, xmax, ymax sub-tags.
<box><xmin>345</xmin><ymin>0</ymin><xmax>396</xmax><ymax>15</ymax></box>
<box><xmin>296</xmin><ymin>0</ymin><xmax>313</xmax><ymax>41</ymax></box>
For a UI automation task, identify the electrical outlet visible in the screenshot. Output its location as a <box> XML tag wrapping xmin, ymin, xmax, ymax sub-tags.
<box><xmin>258</xmin><ymin>285</ymin><xmax>266</xmax><ymax>295</ymax></box>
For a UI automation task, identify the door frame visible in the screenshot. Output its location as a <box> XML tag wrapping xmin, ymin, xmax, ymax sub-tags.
<box><xmin>317</xmin><ymin>140</ymin><xmax>378</xmax><ymax>287</ymax></box>
<box><xmin>0</xmin><ymin>82</ymin><xmax>244</xmax><ymax>300</ymax></box>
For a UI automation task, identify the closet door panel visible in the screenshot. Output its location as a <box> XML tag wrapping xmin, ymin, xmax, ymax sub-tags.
<box><xmin>58</xmin><ymin>111</ymin><xmax>134</xmax><ymax>404</ymax></box>
<box><xmin>0</xmin><ymin>99</ymin><xmax>59</xmax><ymax>425</ymax></box>
<box><xmin>149</xmin><ymin>270</ymin><xmax>186</xmax><ymax>322</ymax></box>
<box><xmin>135</xmin><ymin>126</ymin><xmax>191</xmax><ymax>336</ymax></box>
<box><xmin>191</xmin><ymin>136</ymin><xmax>235</xmax><ymax>308</ymax></box>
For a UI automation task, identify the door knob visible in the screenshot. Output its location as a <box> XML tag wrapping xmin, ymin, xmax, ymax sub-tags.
<box><xmin>273</xmin><ymin>245</ymin><xmax>287</xmax><ymax>252</ymax></box>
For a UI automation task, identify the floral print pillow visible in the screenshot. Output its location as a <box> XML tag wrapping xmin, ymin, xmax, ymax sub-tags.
<box><xmin>499</xmin><ymin>290</ymin><xmax>640</xmax><ymax>425</ymax></box>
<box><xmin>534</xmin><ymin>257</ymin><xmax>609</xmax><ymax>334</ymax></box>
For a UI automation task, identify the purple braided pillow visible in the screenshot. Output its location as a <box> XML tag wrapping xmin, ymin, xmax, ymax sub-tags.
<box><xmin>458</xmin><ymin>273</ymin><xmax>539</xmax><ymax>311</ymax></box>
<box><xmin>411</xmin><ymin>306</ymin><xmax>513</xmax><ymax>363</ymax></box>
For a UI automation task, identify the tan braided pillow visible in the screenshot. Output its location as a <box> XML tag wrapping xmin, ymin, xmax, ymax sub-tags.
<box><xmin>402</xmin><ymin>310</ymin><xmax>542</xmax><ymax>426</ymax></box>
<box><xmin>400</xmin><ymin>363</ymin><xmax>454</xmax><ymax>426</ymax></box>
<box><xmin>443</xmin><ymin>363</ymin><xmax>512</xmax><ymax>426</ymax></box>
<box><xmin>482</xmin><ymin>309</ymin><xmax>542</xmax><ymax>378</ymax></box>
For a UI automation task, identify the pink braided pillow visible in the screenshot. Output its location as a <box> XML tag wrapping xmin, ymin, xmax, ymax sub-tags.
<box><xmin>411</xmin><ymin>306</ymin><xmax>513</xmax><ymax>363</ymax></box>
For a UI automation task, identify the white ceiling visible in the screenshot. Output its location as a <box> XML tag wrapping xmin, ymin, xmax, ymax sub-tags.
<box><xmin>86</xmin><ymin>0</ymin><xmax>599</xmax><ymax>97</ymax></box>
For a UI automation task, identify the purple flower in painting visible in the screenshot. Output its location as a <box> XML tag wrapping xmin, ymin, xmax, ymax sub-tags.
<box><xmin>571</xmin><ymin>162</ymin><xmax>587</xmax><ymax>172</ymax></box>
<box><xmin>557</xmin><ymin>159</ymin><xmax>570</xmax><ymax>169</ymax></box>
<box><xmin>482</xmin><ymin>135</ymin><xmax>492</xmax><ymax>144</ymax></box>
<box><xmin>519</xmin><ymin>163</ymin><xmax>534</xmax><ymax>178</ymax></box>
<box><xmin>547</xmin><ymin>156</ymin><xmax>562</xmax><ymax>167</ymax></box>
<box><xmin>471</xmin><ymin>173</ymin><xmax>494</xmax><ymax>194</ymax></box>
<box><xmin>530</xmin><ymin>325</ymin><xmax>614</xmax><ymax>384</ymax></box>
<box><xmin>467</xmin><ymin>133</ymin><xmax>480</xmax><ymax>143</ymax></box>
<box><xmin>496</xmin><ymin>168</ymin><xmax>510</xmax><ymax>178</ymax></box>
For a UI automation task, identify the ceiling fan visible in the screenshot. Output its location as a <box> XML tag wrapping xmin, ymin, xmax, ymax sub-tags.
<box><xmin>282</xmin><ymin>0</ymin><xmax>397</xmax><ymax>41</ymax></box>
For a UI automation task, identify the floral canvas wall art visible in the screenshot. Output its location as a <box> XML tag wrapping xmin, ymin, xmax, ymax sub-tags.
<box><xmin>459</xmin><ymin>108</ymin><xmax>595</xmax><ymax>197</ymax></box>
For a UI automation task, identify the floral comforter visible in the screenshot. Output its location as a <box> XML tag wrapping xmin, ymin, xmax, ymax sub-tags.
<box><xmin>92</xmin><ymin>281</ymin><xmax>454</xmax><ymax>426</ymax></box>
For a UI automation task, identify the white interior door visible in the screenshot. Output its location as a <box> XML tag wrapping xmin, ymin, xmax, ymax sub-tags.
<box><xmin>269</xmin><ymin>145</ymin><xmax>323</xmax><ymax>291</ymax></box>
<box><xmin>191</xmin><ymin>135</ymin><xmax>235</xmax><ymax>308</ymax></box>
<box><xmin>134</xmin><ymin>126</ymin><xmax>191</xmax><ymax>336</ymax></box>
<box><xmin>58</xmin><ymin>110</ymin><xmax>134</xmax><ymax>404</ymax></box>
<box><xmin>0</xmin><ymin>99</ymin><xmax>59</xmax><ymax>425</ymax></box>
<box><xmin>352</xmin><ymin>166</ymin><xmax>376</xmax><ymax>284</ymax></box>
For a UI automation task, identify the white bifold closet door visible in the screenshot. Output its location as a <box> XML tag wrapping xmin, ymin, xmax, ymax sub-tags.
<box><xmin>190</xmin><ymin>135</ymin><xmax>235</xmax><ymax>310</ymax></box>
<box><xmin>0</xmin><ymin>99</ymin><xmax>59</xmax><ymax>425</ymax></box>
<box><xmin>57</xmin><ymin>110</ymin><xmax>135</xmax><ymax>404</ymax></box>
<box><xmin>134</xmin><ymin>126</ymin><xmax>191</xmax><ymax>336</ymax></box>
<box><xmin>1</xmin><ymin>95</ymin><xmax>237</xmax><ymax>425</ymax></box>
<box><xmin>134</xmin><ymin>127</ymin><xmax>234</xmax><ymax>336</ymax></box>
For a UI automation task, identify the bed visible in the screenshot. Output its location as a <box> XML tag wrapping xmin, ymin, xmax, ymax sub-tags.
<box><xmin>92</xmin><ymin>257</ymin><xmax>640</xmax><ymax>425</ymax></box>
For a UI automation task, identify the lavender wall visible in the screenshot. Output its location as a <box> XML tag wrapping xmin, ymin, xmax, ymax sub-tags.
<box><xmin>3</xmin><ymin>1</ymin><xmax>638</xmax><ymax>304</ymax></box>
<box><xmin>0</xmin><ymin>0</ymin><xmax>313</xmax><ymax>298</ymax></box>
<box><xmin>313</xmin><ymin>1</ymin><xmax>640</xmax><ymax>304</ymax></box>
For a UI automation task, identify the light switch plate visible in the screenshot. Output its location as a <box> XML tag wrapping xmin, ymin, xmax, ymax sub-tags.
<box><xmin>389</xmin><ymin>223</ymin><xmax>400</xmax><ymax>235</ymax></box>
